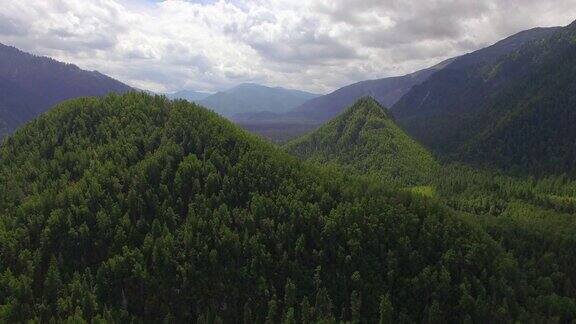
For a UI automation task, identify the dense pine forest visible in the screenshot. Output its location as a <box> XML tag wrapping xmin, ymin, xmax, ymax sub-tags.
<box><xmin>0</xmin><ymin>92</ymin><xmax>575</xmax><ymax>323</ymax></box>
<box><xmin>1</xmin><ymin>6</ymin><xmax>576</xmax><ymax>322</ymax></box>
<box><xmin>284</xmin><ymin>96</ymin><xmax>576</xmax><ymax>323</ymax></box>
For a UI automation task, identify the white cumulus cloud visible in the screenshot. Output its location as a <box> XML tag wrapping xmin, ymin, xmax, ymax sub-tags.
<box><xmin>0</xmin><ymin>0</ymin><xmax>575</xmax><ymax>93</ymax></box>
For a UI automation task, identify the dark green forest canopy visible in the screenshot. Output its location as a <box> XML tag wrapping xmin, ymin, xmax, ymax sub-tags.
<box><xmin>283</xmin><ymin>98</ymin><xmax>576</xmax><ymax>322</ymax></box>
<box><xmin>1</xmin><ymin>92</ymin><xmax>562</xmax><ymax>323</ymax></box>
<box><xmin>285</xmin><ymin>97</ymin><xmax>438</xmax><ymax>188</ymax></box>
<box><xmin>433</xmin><ymin>164</ymin><xmax>576</xmax><ymax>320</ymax></box>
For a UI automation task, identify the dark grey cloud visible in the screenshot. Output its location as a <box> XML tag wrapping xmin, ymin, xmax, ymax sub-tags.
<box><xmin>0</xmin><ymin>13</ymin><xmax>29</xmax><ymax>36</ymax></box>
<box><xmin>247</xmin><ymin>34</ymin><xmax>361</xmax><ymax>65</ymax></box>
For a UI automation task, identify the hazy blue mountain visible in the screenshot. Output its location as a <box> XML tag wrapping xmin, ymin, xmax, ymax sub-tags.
<box><xmin>167</xmin><ymin>89</ymin><xmax>212</xmax><ymax>102</ymax></box>
<box><xmin>0</xmin><ymin>43</ymin><xmax>132</xmax><ymax>138</ymax></box>
<box><xmin>199</xmin><ymin>83</ymin><xmax>320</xmax><ymax>117</ymax></box>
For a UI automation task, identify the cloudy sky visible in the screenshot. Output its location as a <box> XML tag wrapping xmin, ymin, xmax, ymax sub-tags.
<box><xmin>1</xmin><ymin>0</ymin><xmax>575</xmax><ymax>94</ymax></box>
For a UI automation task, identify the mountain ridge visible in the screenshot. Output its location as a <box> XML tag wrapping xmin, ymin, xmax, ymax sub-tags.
<box><xmin>0</xmin><ymin>42</ymin><xmax>132</xmax><ymax>138</ymax></box>
<box><xmin>234</xmin><ymin>26</ymin><xmax>560</xmax><ymax>143</ymax></box>
<box><xmin>391</xmin><ymin>26</ymin><xmax>562</xmax><ymax>142</ymax></box>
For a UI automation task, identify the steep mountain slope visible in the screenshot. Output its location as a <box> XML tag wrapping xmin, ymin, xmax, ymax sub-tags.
<box><xmin>0</xmin><ymin>43</ymin><xmax>132</xmax><ymax>138</ymax></box>
<box><xmin>393</xmin><ymin>23</ymin><xmax>576</xmax><ymax>176</ymax></box>
<box><xmin>1</xmin><ymin>92</ymin><xmax>543</xmax><ymax>322</ymax></box>
<box><xmin>285</xmin><ymin>97</ymin><xmax>438</xmax><ymax>187</ymax></box>
<box><xmin>289</xmin><ymin>59</ymin><xmax>453</xmax><ymax>123</ymax></box>
<box><xmin>391</xmin><ymin>26</ymin><xmax>562</xmax><ymax>157</ymax></box>
<box><xmin>167</xmin><ymin>89</ymin><xmax>212</xmax><ymax>102</ymax></box>
<box><xmin>200</xmin><ymin>83</ymin><xmax>319</xmax><ymax>117</ymax></box>
<box><xmin>459</xmin><ymin>22</ymin><xmax>576</xmax><ymax>174</ymax></box>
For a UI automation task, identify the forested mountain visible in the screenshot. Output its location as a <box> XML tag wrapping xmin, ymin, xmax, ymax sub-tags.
<box><xmin>459</xmin><ymin>22</ymin><xmax>576</xmax><ymax>176</ymax></box>
<box><xmin>286</xmin><ymin>97</ymin><xmax>438</xmax><ymax>187</ymax></box>
<box><xmin>167</xmin><ymin>90</ymin><xmax>212</xmax><ymax>102</ymax></box>
<box><xmin>199</xmin><ymin>83</ymin><xmax>319</xmax><ymax>117</ymax></box>
<box><xmin>288</xmin><ymin>59</ymin><xmax>452</xmax><ymax>123</ymax></box>
<box><xmin>0</xmin><ymin>43</ymin><xmax>132</xmax><ymax>138</ymax></box>
<box><xmin>1</xmin><ymin>92</ymin><xmax>564</xmax><ymax>322</ymax></box>
<box><xmin>391</xmin><ymin>25</ymin><xmax>576</xmax><ymax>176</ymax></box>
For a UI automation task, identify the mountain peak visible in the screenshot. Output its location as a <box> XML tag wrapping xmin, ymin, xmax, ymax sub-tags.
<box><xmin>200</xmin><ymin>82</ymin><xmax>320</xmax><ymax>117</ymax></box>
<box><xmin>285</xmin><ymin>97</ymin><xmax>437</xmax><ymax>187</ymax></box>
<box><xmin>232</xmin><ymin>82</ymin><xmax>265</xmax><ymax>90</ymax></box>
<box><xmin>341</xmin><ymin>96</ymin><xmax>392</xmax><ymax>120</ymax></box>
<box><xmin>168</xmin><ymin>89</ymin><xmax>212</xmax><ymax>102</ymax></box>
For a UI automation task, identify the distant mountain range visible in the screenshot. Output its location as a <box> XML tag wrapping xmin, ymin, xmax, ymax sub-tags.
<box><xmin>236</xmin><ymin>25</ymin><xmax>566</xmax><ymax>144</ymax></box>
<box><xmin>0</xmin><ymin>43</ymin><xmax>132</xmax><ymax>138</ymax></box>
<box><xmin>198</xmin><ymin>83</ymin><xmax>320</xmax><ymax>118</ymax></box>
<box><xmin>232</xmin><ymin>61</ymin><xmax>453</xmax><ymax>141</ymax></box>
<box><xmin>3</xmin><ymin>21</ymin><xmax>576</xmax><ymax>178</ymax></box>
<box><xmin>0</xmin><ymin>43</ymin><xmax>322</xmax><ymax>140</ymax></box>
<box><xmin>167</xmin><ymin>90</ymin><xmax>212</xmax><ymax>102</ymax></box>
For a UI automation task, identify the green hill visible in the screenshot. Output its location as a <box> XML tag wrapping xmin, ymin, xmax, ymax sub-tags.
<box><xmin>0</xmin><ymin>92</ymin><xmax>551</xmax><ymax>322</ymax></box>
<box><xmin>285</xmin><ymin>97</ymin><xmax>438</xmax><ymax>187</ymax></box>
